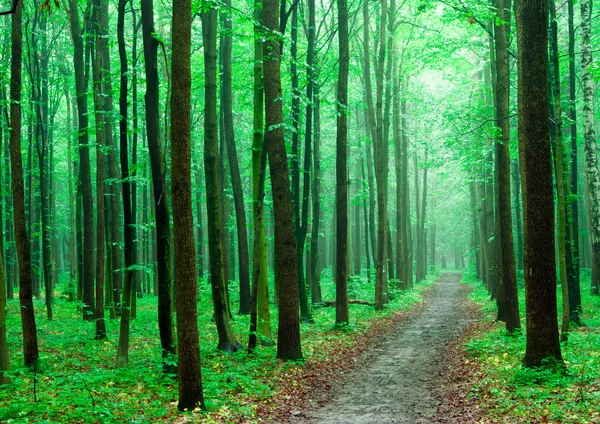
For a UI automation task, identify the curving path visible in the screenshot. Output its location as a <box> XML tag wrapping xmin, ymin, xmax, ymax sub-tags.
<box><xmin>295</xmin><ymin>273</ymin><xmax>471</xmax><ymax>424</ymax></box>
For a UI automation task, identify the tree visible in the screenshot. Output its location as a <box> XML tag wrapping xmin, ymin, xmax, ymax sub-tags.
<box><xmin>580</xmin><ymin>0</ymin><xmax>600</xmax><ymax>298</ymax></box>
<box><xmin>374</xmin><ymin>0</ymin><xmax>389</xmax><ymax>310</ymax></box>
<box><xmin>116</xmin><ymin>0</ymin><xmax>136</xmax><ymax>363</ymax></box>
<box><xmin>336</xmin><ymin>0</ymin><xmax>349</xmax><ymax>326</ymax></box>
<box><xmin>10</xmin><ymin>0</ymin><xmax>39</xmax><ymax>366</ymax></box>
<box><xmin>92</xmin><ymin>0</ymin><xmax>108</xmax><ymax>340</ymax></box>
<box><xmin>220</xmin><ymin>0</ymin><xmax>251</xmax><ymax>316</ymax></box>
<box><xmin>263</xmin><ymin>0</ymin><xmax>303</xmax><ymax>361</ymax></box>
<box><xmin>493</xmin><ymin>0</ymin><xmax>520</xmax><ymax>332</ymax></box>
<box><xmin>567</xmin><ymin>0</ymin><xmax>582</xmax><ymax>322</ymax></box>
<box><xmin>66</xmin><ymin>0</ymin><xmax>95</xmax><ymax>322</ymax></box>
<box><xmin>172</xmin><ymin>0</ymin><xmax>205</xmax><ymax>409</ymax></box>
<box><xmin>515</xmin><ymin>0</ymin><xmax>563</xmax><ymax>368</ymax></box>
<box><xmin>249</xmin><ymin>0</ymin><xmax>272</xmax><ymax>348</ymax></box>
<box><xmin>202</xmin><ymin>5</ymin><xmax>241</xmax><ymax>353</ymax></box>
<box><xmin>141</xmin><ymin>0</ymin><xmax>176</xmax><ymax>369</ymax></box>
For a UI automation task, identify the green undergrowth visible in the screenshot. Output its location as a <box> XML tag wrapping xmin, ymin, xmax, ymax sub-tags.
<box><xmin>1</xmin><ymin>268</ymin><xmax>439</xmax><ymax>423</ymax></box>
<box><xmin>463</xmin><ymin>268</ymin><xmax>600</xmax><ymax>424</ymax></box>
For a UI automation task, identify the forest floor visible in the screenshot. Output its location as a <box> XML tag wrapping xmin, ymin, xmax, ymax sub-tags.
<box><xmin>284</xmin><ymin>272</ymin><xmax>482</xmax><ymax>424</ymax></box>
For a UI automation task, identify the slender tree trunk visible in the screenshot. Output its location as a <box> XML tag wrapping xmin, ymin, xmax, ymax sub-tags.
<box><xmin>374</xmin><ymin>0</ymin><xmax>389</xmax><ymax>310</ymax></box>
<box><xmin>172</xmin><ymin>0</ymin><xmax>206</xmax><ymax>408</ymax></box>
<box><xmin>580</xmin><ymin>0</ymin><xmax>600</xmax><ymax>297</ymax></box>
<box><xmin>336</xmin><ymin>0</ymin><xmax>349</xmax><ymax>325</ymax></box>
<box><xmin>220</xmin><ymin>0</ymin><xmax>251</xmax><ymax>315</ymax></box>
<box><xmin>263</xmin><ymin>0</ymin><xmax>303</xmax><ymax>361</ymax></box>
<box><xmin>141</xmin><ymin>0</ymin><xmax>176</xmax><ymax>368</ymax></box>
<box><xmin>515</xmin><ymin>0</ymin><xmax>563</xmax><ymax>368</ymax></box>
<box><xmin>68</xmin><ymin>0</ymin><xmax>95</xmax><ymax>322</ymax></box>
<box><xmin>494</xmin><ymin>0</ymin><xmax>520</xmax><ymax>331</ymax></box>
<box><xmin>10</xmin><ymin>0</ymin><xmax>39</xmax><ymax>366</ymax></box>
<box><xmin>512</xmin><ymin>159</ymin><xmax>524</xmax><ymax>271</ymax></box>
<box><xmin>310</xmin><ymin>73</ymin><xmax>323</xmax><ymax>304</ymax></box>
<box><xmin>202</xmin><ymin>7</ymin><xmax>241</xmax><ymax>353</ymax></box>
<box><xmin>92</xmin><ymin>0</ymin><xmax>107</xmax><ymax>339</ymax></box>
<box><xmin>249</xmin><ymin>0</ymin><xmax>272</xmax><ymax>342</ymax></box>
<box><xmin>567</xmin><ymin>0</ymin><xmax>582</xmax><ymax>318</ymax></box>
<box><xmin>548</xmin><ymin>0</ymin><xmax>569</xmax><ymax>340</ymax></box>
<box><xmin>401</xmin><ymin>91</ymin><xmax>412</xmax><ymax>288</ymax></box>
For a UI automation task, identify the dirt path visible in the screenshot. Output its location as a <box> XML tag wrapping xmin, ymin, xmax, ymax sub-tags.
<box><xmin>295</xmin><ymin>273</ymin><xmax>472</xmax><ymax>424</ymax></box>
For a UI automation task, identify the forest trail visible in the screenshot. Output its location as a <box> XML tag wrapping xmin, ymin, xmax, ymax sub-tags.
<box><xmin>295</xmin><ymin>273</ymin><xmax>472</xmax><ymax>424</ymax></box>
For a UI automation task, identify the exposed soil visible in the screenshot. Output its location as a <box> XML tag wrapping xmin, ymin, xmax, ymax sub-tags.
<box><xmin>292</xmin><ymin>273</ymin><xmax>475</xmax><ymax>424</ymax></box>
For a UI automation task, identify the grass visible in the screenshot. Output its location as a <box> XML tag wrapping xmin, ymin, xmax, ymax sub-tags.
<box><xmin>462</xmin><ymin>268</ymin><xmax>600</xmax><ymax>424</ymax></box>
<box><xmin>1</xmin><ymin>267</ymin><xmax>440</xmax><ymax>423</ymax></box>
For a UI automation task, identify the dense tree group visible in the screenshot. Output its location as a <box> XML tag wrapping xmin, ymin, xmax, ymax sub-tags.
<box><xmin>1</xmin><ymin>0</ymin><xmax>599</xmax><ymax>407</ymax></box>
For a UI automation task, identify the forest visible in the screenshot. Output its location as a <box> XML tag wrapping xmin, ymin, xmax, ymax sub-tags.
<box><xmin>1</xmin><ymin>0</ymin><xmax>600</xmax><ymax>421</ymax></box>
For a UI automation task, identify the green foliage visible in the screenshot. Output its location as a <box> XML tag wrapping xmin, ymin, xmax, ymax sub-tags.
<box><xmin>462</xmin><ymin>268</ymin><xmax>600</xmax><ymax>424</ymax></box>
<box><xmin>0</xmin><ymin>270</ymin><xmax>439</xmax><ymax>422</ymax></box>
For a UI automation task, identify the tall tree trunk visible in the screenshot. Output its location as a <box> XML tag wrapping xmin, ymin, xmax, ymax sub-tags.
<box><xmin>401</xmin><ymin>91</ymin><xmax>413</xmax><ymax>288</ymax></box>
<box><xmin>249</xmin><ymin>0</ymin><xmax>272</xmax><ymax>342</ymax></box>
<box><xmin>220</xmin><ymin>0</ymin><xmax>251</xmax><ymax>315</ymax></box>
<box><xmin>336</xmin><ymin>0</ymin><xmax>349</xmax><ymax>325</ymax></box>
<box><xmin>141</xmin><ymin>0</ymin><xmax>176</xmax><ymax>368</ymax></box>
<box><xmin>310</xmin><ymin>72</ymin><xmax>323</xmax><ymax>304</ymax></box>
<box><xmin>172</xmin><ymin>0</ymin><xmax>206</xmax><ymax>409</ymax></box>
<box><xmin>549</xmin><ymin>0</ymin><xmax>569</xmax><ymax>340</ymax></box>
<box><xmin>374</xmin><ymin>0</ymin><xmax>389</xmax><ymax>310</ymax></box>
<box><xmin>10</xmin><ymin>0</ymin><xmax>39</xmax><ymax>366</ymax></box>
<box><xmin>34</xmin><ymin>11</ymin><xmax>53</xmax><ymax>320</ymax></box>
<box><xmin>0</xmin><ymin>115</ymin><xmax>8</xmax><ymax>383</ymax></box>
<box><xmin>67</xmin><ymin>0</ymin><xmax>95</xmax><ymax>322</ymax></box>
<box><xmin>202</xmin><ymin>7</ymin><xmax>241</xmax><ymax>353</ymax></box>
<box><xmin>567</xmin><ymin>0</ymin><xmax>582</xmax><ymax>319</ymax></box>
<box><xmin>512</xmin><ymin>159</ymin><xmax>524</xmax><ymax>271</ymax></box>
<box><xmin>515</xmin><ymin>0</ymin><xmax>563</xmax><ymax>368</ymax></box>
<box><xmin>92</xmin><ymin>0</ymin><xmax>107</xmax><ymax>339</ymax></box>
<box><xmin>263</xmin><ymin>0</ymin><xmax>303</xmax><ymax>361</ymax></box>
<box><xmin>580</xmin><ymin>0</ymin><xmax>600</xmax><ymax>297</ymax></box>
<box><xmin>116</xmin><ymin>0</ymin><xmax>137</xmax><ymax>364</ymax></box>
<box><xmin>494</xmin><ymin>0</ymin><xmax>520</xmax><ymax>331</ymax></box>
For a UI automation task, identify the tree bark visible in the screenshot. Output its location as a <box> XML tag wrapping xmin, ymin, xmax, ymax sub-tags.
<box><xmin>494</xmin><ymin>0</ymin><xmax>520</xmax><ymax>331</ymax></box>
<box><xmin>92</xmin><ymin>0</ymin><xmax>108</xmax><ymax>339</ymax></box>
<box><xmin>220</xmin><ymin>0</ymin><xmax>251</xmax><ymax>315</ymax></box>
<box><xmin>172</xmin><ymin>0</ymin><xmax>206</xmax><ymax>408</ymax></box>
<box><xmin>202</xmin><ymin>7</ymin><xmax>241</xmax><ymax>353</ymax></box>
<box><xmin>68</xmin><ymin>0</ymin><xmax>95</xmax><ymax>322</ymax></box>
<box><xmin>548</xmin><ymin>0</ymin><xmax>569</xmax><ymax>340</ymax></box>
<box><xmin>141</xmin><ymin>0</ymin><xmax>176</xmax><ymax>368</ymax></box>
<box><xmin>515</xmin><ymin>0</ymin><xmax>563</xmax><ymax>367</ymax></box>
<box><xmin>263</xmin><ymin>0</ymin><xmax>303</xmax><ymax>361</ymax></box>
<box><xmin>336</xmin><ymin>0</ymin><xmax>349</xmax><ymax>326</ymax></box>
<box><xmin>10</xmin><ymin>0</ymin><xmax>39</xmax><ymax>366</ymax></box>
<box><xmin>567</xmin><ymin>0</ymin><xmax>582</xmax><ymax>319</ymax></box>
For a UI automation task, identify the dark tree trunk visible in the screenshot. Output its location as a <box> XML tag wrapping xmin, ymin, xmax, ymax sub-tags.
<box><xmin>263</xmin><ymin>0</ymin><xmax>303</xmax><ymax>361</ymax></box>
<box><xmin>515</xmin><ymin>0</ymin><xmax>563</xmax><ymax>367</ymax></box>
<box><xmin>141</xmin><ymin>0</ymin><xmax>176</xmax><ymax>368</ymax></box>
<box><xmin>172</xmin><ymin>0</ymin><xmax>206</xmax><ymax>409</ymax></box>
<box><xmin>116</xmin><ymin>0</ymin><xmax>137</xmax><ymax>364</ymax></box>
<box><xmin>10</xmin><ymin>0</ymin><xmax>39</xmax><ymax>366</ymax></box>
<box><xmin>310</xmin><ymin>74</ymin><xmax>323</xmax><ymax>304</ymax></box>
<box><xmin>567</xmin><ymin>0</ymin><xmax>582</xmax><ymax>320</ymax></box>
<box><xmin>68</xmin><ymin>0</ymin><xmax>95</xmax><ymax>322</ymax></box>
<box><xmin>202</xmin><ymin>7</ymin><xmax>241</xmax><ymax>353</ymax></box>
<box><xmin>220</xmin><ymin>0</ymin><xmax>251</xmax><ymax>315</ymax></box>
<box><xmin>336</xmin><ymin>0</ymin><xmax>349</xmax><ymax>325</ymax></box>
<box><xmin>249</xmin><ymin>0</ymin><xmax>272</xmax><ymax>343</ymax></box>
<box><xmin>92</xmin><ymin>0</ymin><xmax>108</xmax><ymax>339</ymax></box>
<box><xmin>494</xmin><ymin>0</ymin><xmax>520</xmax><ymax>331</ymax></box>
<box><xmin>374</xmin><ymin>0</ymin><xmax>389</xmax><ymax>310</ymax></box>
